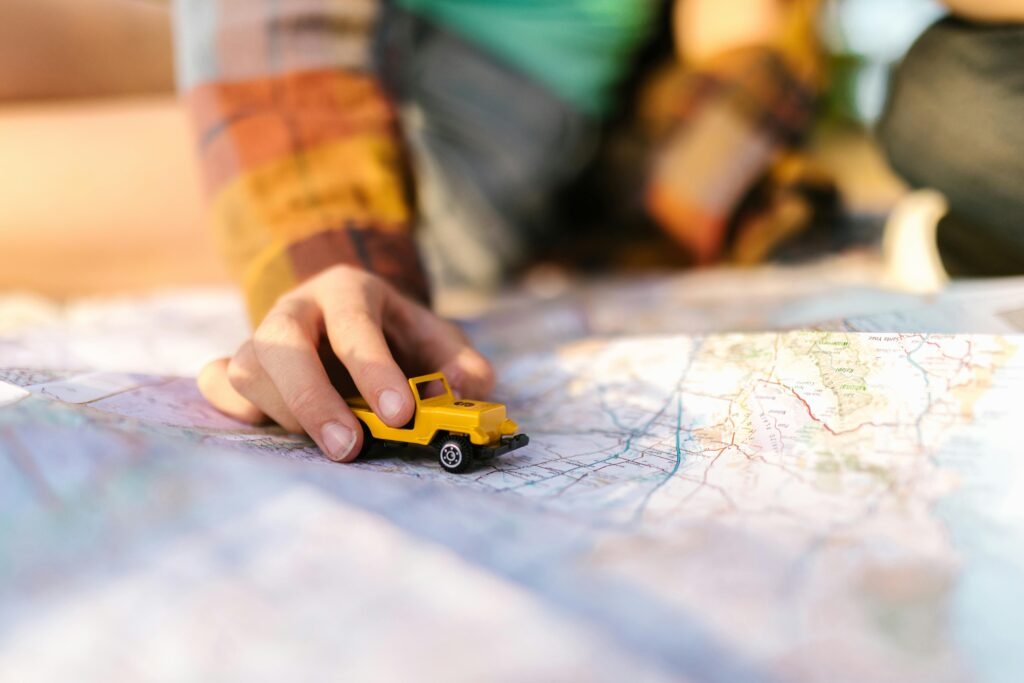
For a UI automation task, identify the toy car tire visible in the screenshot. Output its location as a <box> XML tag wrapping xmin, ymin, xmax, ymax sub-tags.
<box><xmin>358</xmin><ymin>420</ymin><xmax>377</xmax><ymax>456</ymax></box>
<box><xmin>436</xmin><ymin>435</ymin><xmax>474</xmax><ymax>474</ymax></box>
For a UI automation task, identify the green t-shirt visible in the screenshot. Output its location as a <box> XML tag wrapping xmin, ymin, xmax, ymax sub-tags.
<box><xmin>395</xmin><ymin>0</ymin><xmax>661</xmax><ymax>116</ymax></box>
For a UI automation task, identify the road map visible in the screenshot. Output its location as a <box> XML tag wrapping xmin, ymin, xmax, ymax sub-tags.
<box><xmin>3</xmin><ymin>275</ymin><xmax>1024</xmax><ymax>682</ymax></box>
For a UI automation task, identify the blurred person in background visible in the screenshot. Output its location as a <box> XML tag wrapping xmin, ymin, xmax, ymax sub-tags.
<box><xmin>879</xmin><ymin>0</ymin><xmax>1024</xmax><ymax>278</ymax></box>
<box><xmin>177</xmin><ymin>0</ymin><xmax>833</xmax><ymax>462</ymax></box>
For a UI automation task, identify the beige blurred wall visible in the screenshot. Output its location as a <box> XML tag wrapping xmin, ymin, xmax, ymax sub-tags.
<box><xmin>0</xmin><ymin>0</ymin><xmax>174</xmax><ymax>101</ymax></box>
<box><xmin>0</xmin><ymin>0</ymin><xmax>226</xmax><ymax>298</ymax></box>
<box><xmin>0</xmin><ymin>98</ymin><xmax>224</xmax><ymax>297</ymax></box>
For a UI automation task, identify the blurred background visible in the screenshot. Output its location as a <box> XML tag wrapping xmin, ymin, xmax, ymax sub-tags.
<box><xmin>0</xmin><ymin>0</ymin><xmax>220</xmax><ymax>297</ymax></box>
<box><xmin>0</xmin><ymin>0</ymin><xmax>945</xmax><ymax>298</ymax></box>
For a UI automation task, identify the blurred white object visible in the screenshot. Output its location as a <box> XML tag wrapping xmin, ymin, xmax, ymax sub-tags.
<box><xmin>882</xmin><ymin>188</ymin><xmax>949</xmax><ymax>293</ymax></box>
<box><xmin>821</xmin><ymin>0</ymin><xmax>945</xmax><ymax>61</ymax></box>
<box><xmin>821</xmin><ymin>0</ymin><xmax>946</xmax><ymax>122</ymax></box>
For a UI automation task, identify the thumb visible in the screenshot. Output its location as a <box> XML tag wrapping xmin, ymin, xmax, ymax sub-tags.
<box><xmin>197</xmin><ymin>357</ymin><xmax>266</xmax><ymax>424</ymax></box>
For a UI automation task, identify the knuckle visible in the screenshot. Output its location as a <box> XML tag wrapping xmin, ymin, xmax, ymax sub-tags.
<box><xmin>319</xmin><ymin>265</ymin><xmax>388</xmax><ymax>303</ymax></box>
<box><xmin>285</xmin><ymin>384</ymin><xmax>326</xmax><ymax>424</ymax></box>
<box><xmin>322</xmin><ymin>263</ymin><xmax>367</xmax><ymax>286</ymax></box>
<box><xmin>253</xmin><ymin>311</ymin><xmax>302</xmax><ymax>352</ymax></box>
<box><xmin>333</xmin><ymin>306</ymin><xmax>375</xmax><ymax>330</ymax></box>
<box><xmin>327</xmin><ymin>308</ymin><xmax>380</xmax><ymax>355</ymax></box>
<box><xmin>352</xmin><ymin>359</ymin><xmax>400</xmax><ymax>388</ymax></box>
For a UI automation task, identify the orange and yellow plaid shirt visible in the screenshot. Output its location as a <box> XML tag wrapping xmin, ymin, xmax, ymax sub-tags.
<box><xmin>174</xmin><ymin>0</ymin><xmax>426</xmax><ymax>324</ymax></box>
<box><xmin>174</xmin><ymin>0</ymin><xmax>824</xmax><ymax>324</ymax></box>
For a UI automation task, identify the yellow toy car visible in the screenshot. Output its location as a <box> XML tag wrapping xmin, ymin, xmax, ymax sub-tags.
<box><xmin>346</xmin><ymin>372</ymin><xmax>529</xmax><ymax>473</ymax></box>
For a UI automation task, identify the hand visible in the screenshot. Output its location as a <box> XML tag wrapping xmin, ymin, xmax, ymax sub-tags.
<box><xmin>197</xmin><ymin>265</ymin><xmax>495</xmax><ymax>462</ymax></box>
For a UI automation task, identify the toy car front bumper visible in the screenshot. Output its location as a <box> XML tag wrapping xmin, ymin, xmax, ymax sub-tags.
<box><xmin>478</xmin><ymin>434</ymin><xmax>529</xmax><ymax>459</ymax></box>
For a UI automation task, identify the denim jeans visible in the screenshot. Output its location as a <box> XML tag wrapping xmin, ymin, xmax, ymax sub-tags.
<box><xmin>374</xmin><ymin>5</ymin><xmax>600</xmax><ymax>289</ymax></box>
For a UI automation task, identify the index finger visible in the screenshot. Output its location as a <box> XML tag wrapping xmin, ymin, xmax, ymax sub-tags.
<box><xmin>316</xmin><ymin>278</ymin><xmax>416</xmax><ymax>429</ymax></box>
<box><xmin>251</xmin><ymin>297</ymin><xmax>364</xmax><ymax>462</ymax></box>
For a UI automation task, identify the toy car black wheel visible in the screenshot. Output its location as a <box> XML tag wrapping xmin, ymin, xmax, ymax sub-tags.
<box><xmin>436</xmin><ymin>435</ymin><xmax>474</xmax><ymax>474</ymax></box>
<box><xmin>358</xmin><ymin>421</ymin><xmax>377</xmax><ymax>456</ymax></box>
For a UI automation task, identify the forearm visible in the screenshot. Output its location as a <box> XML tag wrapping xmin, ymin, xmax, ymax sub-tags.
<box><xmin>173</xmin><ymin>0</ymin><xmax>428</xmax><ymax>325</ymax></box>
<box><xmin>942</xmin><ymin>0</ymin><xmax>1024</xmax><ymax>22</ymax></box>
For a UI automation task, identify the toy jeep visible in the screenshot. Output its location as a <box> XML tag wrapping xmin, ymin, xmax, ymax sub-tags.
<box><xmin>346</xmin><ymin>372</ymin><xmax>529</xmax><ymax>473</ymax></box>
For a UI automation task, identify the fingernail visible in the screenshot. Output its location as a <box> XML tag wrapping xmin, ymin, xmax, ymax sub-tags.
<box><xmin>378</xmin><ymin>389</ymin><xmax>404</xmax><ymax>421</ymax></box>
<box><xmin>321</xmin><ymin>422</ymin><xmax>356</xmax><ymax>462</ymax></box>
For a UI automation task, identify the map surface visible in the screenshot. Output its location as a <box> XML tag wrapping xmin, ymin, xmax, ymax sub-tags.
<box><xmin>3</xmin><ymin>278</ymin><xmax>1024</xmax><ymax>682</ymax></box>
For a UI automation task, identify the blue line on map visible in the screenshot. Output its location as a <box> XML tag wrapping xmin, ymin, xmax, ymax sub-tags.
<box><xmin>508</xmin><ymin>339</ymin><xmax>705</xmax><ymax>499</ymax></box>
<box><xmin>630</xmin><ymin>340</ymin><xmax>703</xmax><ymax>523</ymax></box>
<box><xmin>905</xmin><ymin>334</ymin><xmax>934</xmax><ymax>445</ymax></box>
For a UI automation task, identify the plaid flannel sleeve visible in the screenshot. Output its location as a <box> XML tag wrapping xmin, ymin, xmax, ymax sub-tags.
<box><xmin>173</xmin><ymin>0</ymin><xmax>428</xmax><ymax>325</ymax></box>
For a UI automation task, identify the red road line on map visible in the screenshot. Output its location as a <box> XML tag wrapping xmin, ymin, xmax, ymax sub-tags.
<box><xmin>757</xmin><ymin>380</ymin><xmax>898</xmax><ymax>437</ymax></box>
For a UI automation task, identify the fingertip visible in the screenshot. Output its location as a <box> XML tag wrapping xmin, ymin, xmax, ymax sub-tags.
<box><xmin>343</xmin><ymin>422</ymin><xmax>366</xmax><ymax>463</ymax></box>
<box><xmin>444</xmin><ymin>349</ymin><xmax>496</xmax><ymax>399</ymax></box>
<box><xmin>320</xmin><ymin>420</ymin><xmax>362</xmax><ymax>462</ymax></box>
<box><xmin>467</xmin><ymin>350</ymin><xmax>497</xmax><ymax>396</ymax></box>
<box><xmin>376</xmin><ymin>386</ymin><xmax>415</xmax><ymax>428</ymax></box>
<box><xmin>197</xmin><ymin>358</ymin><xmax>228</xmax><ymax>398</ymax></box>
